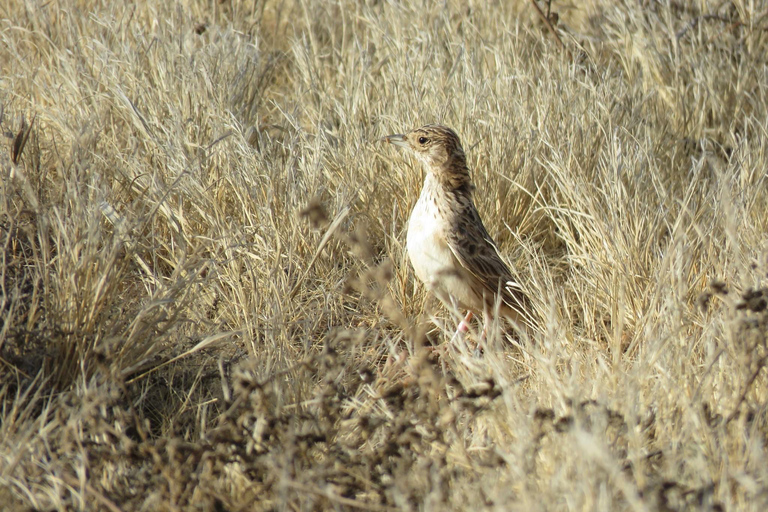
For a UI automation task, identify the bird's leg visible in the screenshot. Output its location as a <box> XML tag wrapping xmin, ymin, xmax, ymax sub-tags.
<box><xmin>456</xmin><ymin>310</ymin><xmax>481</xmax><ymax>354</ymax></box>
<box><xmin>457</xmin><ymin>311</ymin><xmax>474</xmax><ymax>334</ymax></box>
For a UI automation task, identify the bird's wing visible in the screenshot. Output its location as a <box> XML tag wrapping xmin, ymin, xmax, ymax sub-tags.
<box><xmin>445</xmin><ymin>203</ymin><xmax>532</xmax><ymax>320</ymax></box>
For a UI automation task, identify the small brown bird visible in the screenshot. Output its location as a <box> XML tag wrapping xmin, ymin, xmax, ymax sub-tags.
<box><xmin>384</xmin><ymin>124</ymin><xmax>535</xmax><ymax>335</ymax></box>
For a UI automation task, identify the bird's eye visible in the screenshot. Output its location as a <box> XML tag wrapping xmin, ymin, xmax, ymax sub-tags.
<box><xmin>418</xmin><ymin>136</ymin><xmax>428</xmax><ymax>145</ymax></box>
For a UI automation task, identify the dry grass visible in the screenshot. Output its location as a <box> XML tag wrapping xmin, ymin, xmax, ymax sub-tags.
<box><xmin>1</xmin><ymin>0</ymin><xmax>768</xmax><ymax>510</ymax></box>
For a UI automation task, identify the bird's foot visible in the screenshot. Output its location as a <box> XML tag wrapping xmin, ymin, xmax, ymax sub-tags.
<box><xmin>456</xmin><ymin>311</ymin><xmax>474</xmax><ymax>334</ymax></box>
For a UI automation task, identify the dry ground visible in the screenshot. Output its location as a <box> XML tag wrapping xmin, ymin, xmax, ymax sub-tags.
<box><xmin>2</xmin><ymin>0</ymin><xmax>768</xmax><ymax>510</ymax></box>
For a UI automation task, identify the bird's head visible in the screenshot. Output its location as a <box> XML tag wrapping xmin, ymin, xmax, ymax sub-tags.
<box><xmin>383</xmin><ymin>124</ymin><xmax>468</xmax><ymax>173</ymax></box>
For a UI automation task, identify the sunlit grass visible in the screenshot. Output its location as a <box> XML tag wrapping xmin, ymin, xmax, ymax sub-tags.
<box><xmin>1</xmin><ymin>1</ymin><xmax>767</xmax><ymax>510</ymax></box>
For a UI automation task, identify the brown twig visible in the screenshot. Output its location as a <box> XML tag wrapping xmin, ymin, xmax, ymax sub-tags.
<box><xmin>726</xmin><ymin>352</ymin><xmax>768</xmax><ymax>423</ymax></box>
<box><xmin>529</xmin><ymin>0</ymin><xmax>570</xmax><ymax>58</ymax></box>
<box><xmin>10</xmin><ymin>114</ymin><xmax>35</xmax><ymax>165</ymax></box>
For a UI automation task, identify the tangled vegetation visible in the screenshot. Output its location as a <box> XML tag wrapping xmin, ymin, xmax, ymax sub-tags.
<box><xmin>1</xmin><ymin>1</ymin><xmax>767</xmax><ymax>510</ymax></box>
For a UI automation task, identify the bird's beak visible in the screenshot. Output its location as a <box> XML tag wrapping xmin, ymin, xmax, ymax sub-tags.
<box><xmin>382</xmin><ymin>133</ymin><xmax>408</xmax><ymax>148</ymax></box>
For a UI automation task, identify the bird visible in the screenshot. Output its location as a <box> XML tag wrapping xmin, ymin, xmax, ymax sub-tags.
<box><xmin>383</xmin><ymin>124</ymin><xmax>535</xmax><ymax>336</ymax></box>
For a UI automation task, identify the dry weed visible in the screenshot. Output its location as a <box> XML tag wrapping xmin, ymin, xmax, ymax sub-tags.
<box><xmin>1</xmin><ymin>0</ymin><xmax>767</xmax><ymax>510</ymax></box>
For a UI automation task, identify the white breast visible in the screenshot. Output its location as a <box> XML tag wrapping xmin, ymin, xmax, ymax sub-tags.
<box><xmin>406</xmin><ymin>176</ymin><xmax>480</xmax><ymax>312</ymax></box>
